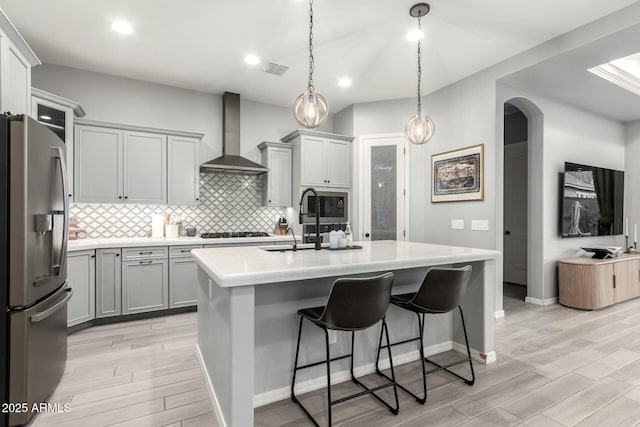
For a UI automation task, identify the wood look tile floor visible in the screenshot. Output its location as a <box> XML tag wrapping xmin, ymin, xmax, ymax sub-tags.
<box><xmin>33</xmin><ymin>284</ymin><xmax>640</xmax><ymax>426</ymax></box>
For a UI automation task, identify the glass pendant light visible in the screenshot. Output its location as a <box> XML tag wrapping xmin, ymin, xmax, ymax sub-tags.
<box><xmin>293</xmin><ymin>0</ymin><xmax>329</xmax><ymax>128</ymax></box>
<box><xmin>405</xmin><ymin>3</ymin><xmax>435</xmax><ymax>145</ymax></box>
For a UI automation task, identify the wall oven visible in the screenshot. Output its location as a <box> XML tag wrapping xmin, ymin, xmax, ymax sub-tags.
<box><xmin>301</xmin><ymin>191</ymin><xmax>348</xmax><ymax>224</ymax></box>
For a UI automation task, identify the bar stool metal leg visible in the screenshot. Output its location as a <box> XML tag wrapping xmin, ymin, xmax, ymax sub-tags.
<box><xmin>375</xmin><ymin>314</ymin><xmax>427</xmax><ymax>404</ymax></box>
<box><xmin>423</xmin><ymin>307</ymin><xmax>475</xmax><ymax>385</ymax></box>
<box><xmin>325</xmin><ymin>328</ymin><xmax>332</xmax><ymax>427</ymax></box>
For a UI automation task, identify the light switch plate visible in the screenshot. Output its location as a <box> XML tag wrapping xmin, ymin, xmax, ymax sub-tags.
<box><xmin>472</xmin><ymin>220</ymin><xmax>489</xmax><ymax>231</ymax></box>
<box><xmin>451</xmin><ymin>219</ymin><xmax>465</xmax><ymax>230</ymax></box>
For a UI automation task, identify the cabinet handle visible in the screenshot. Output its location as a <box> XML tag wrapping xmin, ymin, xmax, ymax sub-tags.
<box><xmin>268</xmin><ymin>200</ymin><xmax>271</xmax><ymax>203</ymax></box>
<box><xmin>196</xmin><ymin>198</ymin><xmax>199</xmax><ymax>201</ymax></box>
<box><xmin>124</xmin><ymin>196</ymin><xmax>128</xmax><ymax>199</ymax></box>
<box><xmin>116</xmin><ymin>253</ymin><xmax>120</xmax><ymax>257</ymax></box>
<box><xmin>139</xmin><ymin>251</ymin><xmax>153</xmax><ymax>255</ymax></box>
<box><xmin>68</xmin><ymin>194</ymin><xmax>73</xmax><ymax>198</ymax></box>
<box><xmin>613</xmin><ymin>274</ymin><xmax>617</xmax><ymax>289</ymax></box>
<box><xmin>139</xmin><ymin>260</ymin><xmax>153</xmax><ymax>265</ymax></box>
<box><xmin>118</xmin><ymin>196</ymin><xmax>123</xmax><ymax>199</ymax></box>
<box><xmin>91</xmin><ymin>255</ymin><xmax>96</xmax><ymax>258</ymax></box>
<box><xmin>180</xmin><ymin>249</ymin><xmax>191</xmax><ymax>253</ymax></box>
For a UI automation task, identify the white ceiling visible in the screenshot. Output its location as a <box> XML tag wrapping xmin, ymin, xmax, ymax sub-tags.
<box><xmin>1</xmin><ymin>0</ymin><xmax>639</xmax><ymax>112</ymax></box>
<box><xmin>500</xmin><ymin>22</ymin><xmax>640</xmax><ymax>123</ymax></box>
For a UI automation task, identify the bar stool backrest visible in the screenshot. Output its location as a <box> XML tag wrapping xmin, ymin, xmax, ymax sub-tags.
<box><xmin>411</xmin><ymin>266</ymin><xmax>472</xmax><ymax>313</ymax></box>
<box><xmin>319</xmin><ymin>272</ymin><xmax>394</xmax><ymax>331</ymax></box>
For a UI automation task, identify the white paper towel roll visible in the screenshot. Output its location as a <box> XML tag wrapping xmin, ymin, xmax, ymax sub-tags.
<box><xmin>152</xmin><ymin>215</ymin><xmax>164</xmax><ymax>238</ymax></box>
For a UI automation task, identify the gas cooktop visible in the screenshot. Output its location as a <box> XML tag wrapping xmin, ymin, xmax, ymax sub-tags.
<box><xmin>200</xmin><ymin>231</ymin><xmax>271</xmax><ymax>239</ymax></box>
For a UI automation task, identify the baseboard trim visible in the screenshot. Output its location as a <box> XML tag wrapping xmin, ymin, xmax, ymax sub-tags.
<box><xmin>195</xmin><ymin>344</ymin><xmax>227</xmax><ymax>427</ymax></box>
<box><xmin>494</xmin><ymin>310</ymin><xmax>505</xmax><ymax>319</ymax></box>
<box><xmin>254</xmin><ymin>340</ymin><xmax>493</xmax><ymax>408</ymax></box>
<box><xmin>525</xmin><ymin>296</ymin><xmax>559</xmax><ymax>306</ymax></box>
<box><xmin>451</xmin><ymin>342</ymin><xmax>496</xmax><ymax>364</ymax></box>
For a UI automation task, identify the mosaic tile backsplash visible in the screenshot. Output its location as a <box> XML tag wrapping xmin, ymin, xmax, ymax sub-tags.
<box><xmin>71</xmin><ymin>173</ymin><xmax>287</xmax><ymax>239</ymax></box>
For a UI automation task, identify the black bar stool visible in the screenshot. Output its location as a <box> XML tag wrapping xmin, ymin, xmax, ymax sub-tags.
<box><xmin>375</xmin><ymin>265</ymin><xmax>474</xmax><ymax>404</ymax></box>
<box><xmin>291</xmin><ymin>272</ymin><xmax>399</xmax><ymax>426</ymax></box>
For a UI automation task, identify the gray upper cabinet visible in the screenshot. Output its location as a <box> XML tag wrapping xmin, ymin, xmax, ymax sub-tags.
<box><xmin>300</xmin><ymin>137</ymin><xmax>326</xmax><ymax>187</ymax></box>
<box><xmin>67</xmin><ymin>250</ymin><xmax>95</xmax><ymax>327</ymax></box>
<box><xmin>124</xmin><ymin>131</ymin><xmax>167</xmax><ymax>204</ymax></box>
<box><xmin>282</xmin><ymin>130</ymin><xmax>354</xmax><ymax>190</ymax></box>
<box><xmin>168</xmin><ymin>136</ymin><xmax>199</xmax><ymax>205</ymax></box>
<box><xmin>73</xmin><ymin>120</ymin><xmax>203</xmax><ymax>205</ymax></box>
<box><xmin>324</xmin><ymin>139</ymin><xmax>351</xmax><ymax>188</ymax></box>
<box><xmin>259</xmin><ymin>141</ymin><xmax>292</xmax><ymax>207</ymax></box>
<box><xmin>0</xmin><ymin>12</ymin><xmax>39</xmax><ymax>116</ymax></box>
<box><xmin>75</xmin><ymin>125</ymin><xmax>124</xmax><ymax>203</ymax></box>
<box><xmin>96</xmin><ymin>248</ymin><xmax>122</xmax><ymax>318</ymax></box>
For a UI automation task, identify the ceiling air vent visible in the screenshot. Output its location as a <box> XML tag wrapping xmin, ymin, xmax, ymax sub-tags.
<box><xmin>263</xmin><ymin>62</ymin><xmax>289</xmax><ymax>76</ymax></box>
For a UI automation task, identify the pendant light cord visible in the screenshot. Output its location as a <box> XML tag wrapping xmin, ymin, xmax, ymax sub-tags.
<box><xmin>308</xmin><ymin>0</ymin><xmax>315</xmax><ymax>92</ymax></box>
<box><xmin>416</xmin><ymin>14</ymin><xmax>422</xmax><ymax>115</ymax></box>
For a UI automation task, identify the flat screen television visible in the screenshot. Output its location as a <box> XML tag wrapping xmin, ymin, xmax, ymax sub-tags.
<box><xmin>561</xmin><ymin>162</ymin><xmax>624</xmax><ymax>238</ymax></box>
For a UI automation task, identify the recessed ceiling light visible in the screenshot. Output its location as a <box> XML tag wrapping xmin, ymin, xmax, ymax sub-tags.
<box><xmin>39</xmin><ymin>115</ymin><xmax>52</xmax><ymax>121</ymax></box>
<box><xmin>406</xmin><ymin>29</ymin><xmax>424</xmax><ymax>42</ymax></box>
<box><xmin>589</xmin><ymin>51</ymin><xmax>640</xmax><ymax>97</ymax></box>
<box><xmin>338</xmin><ymin>78</ymin><xmax>352</xmax><ymax>88</ymax></box>
<box><xmin>244</xmin><ymin>55</ymin><xmax>260</xmax><ymax>66</ymax></box>
<box><xmin>111</xmin><ymin>20</ymin><xmax>133</xmax><ymax>35</ymax></box>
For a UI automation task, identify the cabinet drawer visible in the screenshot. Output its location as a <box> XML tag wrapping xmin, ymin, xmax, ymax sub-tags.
<box><xmin>122</xmin><ymin>246</ymin><xmax>168</xmax><ymax>261</ymax></box>
<box><xmin>169</xmin><ymin>245</ymin><xmax>203</xmax><ymax>258</ymax></box>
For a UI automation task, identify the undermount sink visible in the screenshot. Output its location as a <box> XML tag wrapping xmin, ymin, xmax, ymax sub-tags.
<box><xmin>260</xmin><ymin>245</ymin><xmax>319</xmax><ymax>252</ymax></box>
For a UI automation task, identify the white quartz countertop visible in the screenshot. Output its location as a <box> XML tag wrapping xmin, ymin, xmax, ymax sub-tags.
<box><xmin>191</xmin><ymin>240</ymin><xmax>501</xmax><ymax>287</ymax></box>
<box><xmin>67</xmin><ymin>235</ymin><xmax>292</xmax><ymax>252</ymax></box>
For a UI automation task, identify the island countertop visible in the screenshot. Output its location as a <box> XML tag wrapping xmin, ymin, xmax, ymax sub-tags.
<box><xmin>191</xmin><ymin>240</ymin><xmax>501</xmax><ymax>287</ymax></box>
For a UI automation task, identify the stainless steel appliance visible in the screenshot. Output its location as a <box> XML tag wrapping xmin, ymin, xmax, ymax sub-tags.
<box><xmin>301</xmin><ymin>191</ymin><xmax>348</xmax><ymax>224</ymax></box>
<box><xmin>0</xmin><ymin>114</ymin><xmax>71</xmax><ymax>427</ymax></box>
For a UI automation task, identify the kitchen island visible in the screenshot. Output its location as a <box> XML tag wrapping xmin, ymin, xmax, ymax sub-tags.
<box><xmin>191</xmin><ymin>240</ymin><xmax>500</xmax><ymax>427</ymax></box>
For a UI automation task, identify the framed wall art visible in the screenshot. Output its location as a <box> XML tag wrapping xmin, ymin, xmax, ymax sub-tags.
<box><xmin>431</xmin><ymin>144</ymin><xmax>484</xmax><ymax>202</ymax></box>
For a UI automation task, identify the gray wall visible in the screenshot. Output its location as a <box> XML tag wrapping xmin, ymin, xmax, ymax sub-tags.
<box><xmin>498</xmin><ymin>84</ymin><xmax>626</xmax><ymax>300</ymax></box>
<box><xmin>625</xmin><ymin>121</ymin><xmax>640</xmax><ymax>245</ymax></box>
<box><xmin>332</xmin><ymin>4</ymin><xmax>640</xmax><ymax>307</ymax></box>
<box><xmin>31</xmin><ymin>63</ymin><xmax>332</xmax><ymax>165</ymax></box>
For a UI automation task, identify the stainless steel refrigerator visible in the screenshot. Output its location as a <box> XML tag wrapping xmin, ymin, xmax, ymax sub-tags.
<box><xmin>0</xmin><ymin>114</ymin><xmax>72</xmax><ymax>426</ymax></box>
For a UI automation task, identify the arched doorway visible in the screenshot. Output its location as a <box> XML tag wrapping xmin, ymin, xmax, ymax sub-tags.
<box><xmin>502</xmin><ymin>97</ymin><xmax>544</xmax><ymax>311</ymax></box>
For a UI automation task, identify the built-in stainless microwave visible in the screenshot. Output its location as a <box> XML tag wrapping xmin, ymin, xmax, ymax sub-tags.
<box><xmin>302</xmin><ymin>191</ymin><xmax>348</xmax><ymax>224</ymax></box>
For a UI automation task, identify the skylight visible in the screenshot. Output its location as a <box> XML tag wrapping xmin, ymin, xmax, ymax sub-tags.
<box><xmin>588</xmin><ymin>52</ymin><xmax>640</xmax><ymax>96</ymax></box>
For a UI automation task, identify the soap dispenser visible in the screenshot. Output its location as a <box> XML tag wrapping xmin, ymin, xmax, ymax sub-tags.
<box><xmin>345</xmin><ymin>222</ymin><xmax>353</xmax><ymax>247</ymax></box>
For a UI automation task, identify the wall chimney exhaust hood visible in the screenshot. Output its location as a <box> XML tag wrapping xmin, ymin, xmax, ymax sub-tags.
<box><xmin>200</xmin><ymin>92</ymin><xmax>269</xmax><ymax>174</ymax></box>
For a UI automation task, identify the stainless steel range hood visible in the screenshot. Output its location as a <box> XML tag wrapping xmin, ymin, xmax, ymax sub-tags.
<box><xmin>200</xmin><ymin>92</ymin><xmax>269</xmax><ymax>174</ymax></box>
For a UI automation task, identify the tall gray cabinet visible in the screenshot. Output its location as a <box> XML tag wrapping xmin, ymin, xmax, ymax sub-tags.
<box><xmin>67</xmin><ymin>250</ymin><xmax>96</xmax><ymax>326</ymax></box>
<box><xmin>96</xmin><ymin>248</ymin><xmax>122</xmax><ymax>318</ymax></box>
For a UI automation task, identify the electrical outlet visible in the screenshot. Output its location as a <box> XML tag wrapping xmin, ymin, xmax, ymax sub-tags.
<box><xmin>471</xmin><ymin>220</ymin><xmax>489</xmax><ymax>231</ymax></box>
<box><xmin>451</xmin><ymin>219</ymin><xmax>465</xmax><ymax>230</ymax></box>
<box><xmin>328</xmin><ymin>330</ymin><xmax>337</xmax><ymax>344</ymax></box>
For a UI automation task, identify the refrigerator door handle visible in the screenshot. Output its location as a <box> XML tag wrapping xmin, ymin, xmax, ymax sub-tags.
<box><xmin>53</xmin><ymin>147</ymin><xmax>69</xmax><ymax>275</ymax></box>
<box><xmin>30</xmin><ymin>288</ymin><xmax>72</xmax><ymax>323</ymax></box>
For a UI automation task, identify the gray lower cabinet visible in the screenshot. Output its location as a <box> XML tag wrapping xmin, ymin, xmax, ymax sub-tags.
<box><xmin>169</xmin><ymin>245</ymin><xmax>202</xmax><ymax>308</ymax></box>
<box><xmin>67</xmin><ymin>250</ymin><xmax>96</xmax><ymax>327</ymax></box>
<box><xmin>96</xmin><ymin>248</ymin><xmax>122</xmax><ymax>318</ymax></box>
<box><xmin>122</xmin><ymin>258</ymin><xmax>169</xmax><ymax>315</ymax></box>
